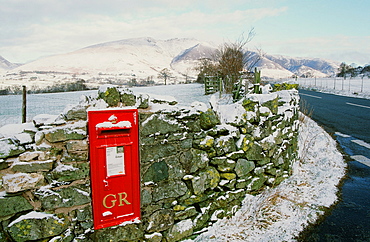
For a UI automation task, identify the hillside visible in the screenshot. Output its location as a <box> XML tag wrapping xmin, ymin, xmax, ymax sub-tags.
<box><xmin>1</xmin><ymin>37</ymin><xmax>340</xmax><ymax>84</ymax></box>
<box><xmin>0</xmin><ymin>55</ymin><xmax>21</xmax><ymax>71</ymax></box>
<box><xmin>264</xmin><ymin>54</ymin><xmax>339</xmax><ymax>77</ymax></box>
<box><xmin>9</xmin><ymin>38</ymin><xmax>201</xmax><ymax>78</ymax></box>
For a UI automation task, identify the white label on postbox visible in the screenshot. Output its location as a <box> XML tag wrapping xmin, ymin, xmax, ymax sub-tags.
<box><xmin>106</xmin><ymin>146</ymin><xmax>125</xmax><ymax>176</ymax></box>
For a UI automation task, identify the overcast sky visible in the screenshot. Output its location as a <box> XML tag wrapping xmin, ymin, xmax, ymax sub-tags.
<box><xmin>1</xmin><ymin>0</ymin><xmax>369</xmax><ymax>65</ymax></box>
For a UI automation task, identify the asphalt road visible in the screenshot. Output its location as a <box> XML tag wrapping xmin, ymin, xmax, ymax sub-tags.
<box><xmin>298</xmin><ymin>89</ymin><xmax>370</xmax><ymax>241</ymax></box>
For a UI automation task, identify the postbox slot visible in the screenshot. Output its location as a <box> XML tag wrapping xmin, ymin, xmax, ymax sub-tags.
<box><xmin>98</xmin><ymin>128</ymin><xmax>130</xmax><ymax>136</ymax></box>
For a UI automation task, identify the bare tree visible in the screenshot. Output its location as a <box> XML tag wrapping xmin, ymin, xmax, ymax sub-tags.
<box><xmin>158</xmin><ymin>68</ymin><xmax>172</xmax><ymax>85</ymax></box>
<box><xmin>195</xmin><ymin>58</ymin><xmax>218</xmax><ymax>83</ymax></box>
<box><xmin>214</xmin><ymin>29</ymin><xmax>262</xmax><ymax>93</ymax></box>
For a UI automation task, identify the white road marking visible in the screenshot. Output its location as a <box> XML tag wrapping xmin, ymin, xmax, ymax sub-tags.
<box><xmin>300</xmin><ymin>93</ymin><xmax>322</xmax><ymax>99</ymax></box>
<box><xmin>346</xmin><ymin>102</ymin><xmax>370</xmax><ymax>109</ymax></box>
<box><xmin>351</xmin><ymin>139</ymin><xmax>370</xmax><ymax>150</ymax></box>
<box><xmin>334</xmin><ymin>133</ymin><xmax>370</xmax><ymax>150</ymax></box>
<box><xmin>335</xmin><ymin>132</ymin><xmax>351</xmax><ymax>138</ymax></box>
<box><xmin>351</xmin><ymin>155</ymin><xmax>370</xmax><ymax>167</ymax></box>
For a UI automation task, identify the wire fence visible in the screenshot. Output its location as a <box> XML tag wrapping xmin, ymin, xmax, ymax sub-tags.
<box><xmin>295</xmin><ymin>77</ymin><xmax>370</xmax><ymax>94</ymax></box>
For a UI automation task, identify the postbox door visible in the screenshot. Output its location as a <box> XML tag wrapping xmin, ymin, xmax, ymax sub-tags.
<box><xmin>88</xmin><ymin>109</ymin><xmax>140</xmax><ymax>230</ymax></box>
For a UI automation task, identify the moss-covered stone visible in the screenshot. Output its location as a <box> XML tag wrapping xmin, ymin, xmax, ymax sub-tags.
<box><xmin>146</xmin><ymin>209</ymin><xmax>174</xmax><ymax>233</ymax></box>
<box><xmin>0</xmin><ymin>87</ymin><xmax>301</xmax><ymax>241</ymax></box>
<box><xmin>191</xmin><ymin>167</ymin><xmax>220</xmax><ymax>195</ymax></box>
<box><xmin>242</xmin><ymin>99</ymin><xmax>258</xmax><ymax>111</ymax></box>
<box><xmin>64</xmin><ymin>104</ymin><xmax>87</xmax><ymax>121</ymax></box>
<box><xmin>44</xmin><ymin>127</ymin><xmax>86</xmax><ymax>143</ymax></box>
<box><xmin>182</xmin><ymin>192</ymin><xmax>208</xmax><ymax>205</ymax></box>
<box><xmin>214</xmin><ymin>135</ymin><xmax>236</xmax><ymax>156</ymax></box>
<box><xmin>46</xmin><ymin>163</ymin><xmax>90</xmax><ymax>182</ymax></box>
<box><xmin>75</xmin><ymin>206</ymin><xmax>93</xmax><ymax>229</ymax></box>
<box><xmin>179</xmin><ymin>148</ymin><xmax>208</xmax><ymax>174</ymax></box>
<box><xmin>62</xmin><ymin>150</ymin><xmax>88</xmax><ymax>162</ymax></box>
<box><xmin>235</xmin><ymin>159</ymin><xmax>255</xmax><ymax>178</ymax></box>
<box><xmin>120</xmin><ymin>89</ymin><xmax>137</xmax><ymax>106</ymax></box>
<box><xmin>6</xmin><ymin>212</ymin><xmax>70</xmax><ymax>242</ymax></box>
<box><xmin>166</xmin><ymin>219</ymin><xmax>193</xmax><ymax>242</ymax></box>
<box><xmin>145</xmin><ymin>232</ymin><xmax>163</xmax><ymax>242</ymax></box>
<box><xmin>152</xmin><ymin>180</ymin><xmax>187</xmax><ymax>201</ymax></box>
<box><xmin>245</xmin><ymin>143</ymin><xmax>264</xmax><ymax>161</ymax></box>
<box><xmin>246</xmin><ymin>175</ymin><xmax>269</xmax><ymax>192</ymax></box>
<box><xmin>238</xmin><ymin>134</ymin><xmax>254</xmax><ymax>152</ymax></box>
<box><xmin>65</xmin><ymin>140</ymin><xmax>88</xmax><ymax>152</ymax></box>
<box><xmin>192</xmin><ymin>209</ymin><xmax>211</xmax><ymax>231</ymax></box>
<box><xmin>140</xmin><ymin>114</ymin><xmax>184</xmax><ymax>136</ymax></box>
<box><xmin>262</xmin><ymin>96</ymin><xmax>279</xmax><ymax>115</ymax></box>
<box><xmin>236</xmin><ymin>179</ymin><xmax>248</xmax><ymax>189</ymax></box>
<box><xmin>185</xmin><ymin>119</ymin><xmax>201</xmax><ymax>132</ymax></box>
<box><xmin>164</xmin><ymin>156</ymin><xmax>186</xmax><ymax>180</ymax></box>
<box><xmin>220</xmin><ymin>173</ymin><xmax>236</xmax><ymax>180</ymax></box>
<box><xmin>193</xmin><ymin>135</ymin><xmax>214</xmax><ymax>150</ymax></box>
<box><xmin>212</xmin><ymin>158</ymin><xmax>236</xmax><ymax>172</ymax></box>
<box><xmin>94</xmin><ymin>221</ymin><xmax>144</xmax><ymax>241</ymax></box>
<box><xmin>199</xmin><ymin>109</ymin><xmax>220</xmax><ymax>130</ymax></box>
<box><xmin>143</xmin><ymin>160</ymin><xmax>169</xmax><ymax>183</ymax></box>
<box><xmin>272</xmin><ymin>83</ymin><xmax>299</xmax><ymax>91</ymax></box>
<box><xmin>140</xmin><ymin>143</ymin><xmax>178</xmax><ymax>163</ymax></box>
<box><xmin>0</xmin><ymin>195</ymin><xmax>33</xmax><ymax>218</ymax></box>
<box><xmin>174</xmin><ymin>206</ymin><xmax>198</xmax><ymax>220</ymax></box>
<box><xmin>0</xmin><ymin>138</ymin><xmax>25</xmax><ymax>159</ymax></box>
<box><xmin>35</xmin><ymin>185</ymin><xmax>91</xmax><ymax>210</ymax></box>
<box><xmin>11</xmin><ymin>160</ymin><xmax>54</xmax><ymax>173</ymax></box>
<box><xmin>98</xmin><ymin>86</ymin><xmax>121</xmax><ymax>106</ymax></box>
<box><xmin>0</xmin><ymin>158</ymin><xmax>10</xmax><ymax>170</ymax></box>
<box><xmin>137</xmin><ymin>94</ymin><xmax>150</xmax><ymax>109</ymax></box>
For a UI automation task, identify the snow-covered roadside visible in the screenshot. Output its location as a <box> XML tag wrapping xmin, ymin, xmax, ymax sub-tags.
<box><xmin>300</xmin><ymin>85</ymin><xmax>370</xmax><ymax>100</ymax></box>
<box><xmin>192</xmin><ymin>115</ymin><xmax>346</xmax><ymax>241</ymax></box>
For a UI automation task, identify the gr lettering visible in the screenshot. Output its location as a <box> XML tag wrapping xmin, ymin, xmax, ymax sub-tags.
<box><xmin>103</xmin><ymin>192</ymin><xmax>131</xmax><ymax>209</ymax></box>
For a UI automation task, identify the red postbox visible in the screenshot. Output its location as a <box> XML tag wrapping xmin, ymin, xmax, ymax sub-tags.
<box><xmin>87</xmin><ymin>109</ymin><xmax>140</xmax><ymax>230</ymax></box>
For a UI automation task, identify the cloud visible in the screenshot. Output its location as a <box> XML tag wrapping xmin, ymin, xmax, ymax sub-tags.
<box><xmin>0</xmin><ymin>4</ymin><xmax>288</xmax><ymax>62</ymax></box>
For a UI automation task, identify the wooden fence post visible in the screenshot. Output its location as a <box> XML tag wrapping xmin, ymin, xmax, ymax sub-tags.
<box><xmin>22</xmin><ymin>85</ymin><xmax>26</xmax><ymax>123</ymax></box>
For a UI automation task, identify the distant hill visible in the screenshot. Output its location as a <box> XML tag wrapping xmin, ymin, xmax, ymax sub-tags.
<box><xmin>263</xmin><ymin>54</ymin><xmax>340</xmax><ymax>77</ymax></box>
<box><xmin>3</xmin><ymin>37</ymin><xmax>340</xmax><ymax>79</ymax></box>
<box><xmin>0</xmin><ymin>55</ymin><xmax>21</xmax><ymax>70</ymax></box>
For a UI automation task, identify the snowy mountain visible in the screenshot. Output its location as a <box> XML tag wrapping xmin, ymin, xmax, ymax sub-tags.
<box><xmin>10</xmin><ymin>37</ymin><xmax>203</xmax><ymax>79</ymax></box>
<box><xmin>255</xmin><ymin>56</ymin><xmax>294</xmax><ymax>78</ymax></box>
<box><xmin>0</xmin><ymin>55</ymin><xmax>21</xmax><ymax>71</ymax></box>
<box><xmin>263</xmin><ymin>54</ymin><xmax>340</xmax><ymax>77</ymax></box>
<box><xmin>171</xmin><ymin>43</ymin><xmax>216</xmax><ymax>76</ymax></box>
<box><xmin>4</xmin><ymin>37</ymin><xmax>340</xmax><ymax>81</ymax></box>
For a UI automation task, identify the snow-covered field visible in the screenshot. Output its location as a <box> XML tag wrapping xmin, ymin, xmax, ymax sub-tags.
<box><xmin>0</xmin><ymin>84</ymin><xmax>211</xmax><ymax>127</ymax></box>
<box><xmin>0</xmin><ymin>83</ymin><xmax>347</xmax><ymax>241</ymax></box>
<box><xmin>0</xmin><ymin>90</ymin><xmax>97</xmax><ymax>127</ymax></box>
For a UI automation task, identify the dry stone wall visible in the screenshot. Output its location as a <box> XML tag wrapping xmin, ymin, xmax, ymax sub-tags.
<box><xmin>0</xmin><ymin>85</ymin><xmax>299</xmax><ymax>241</ymax></box>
